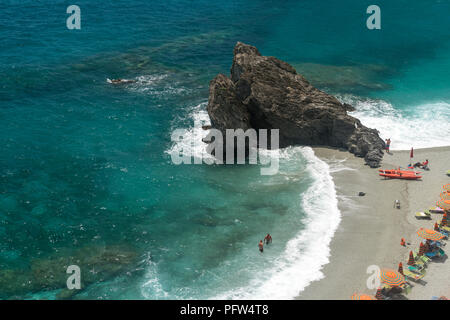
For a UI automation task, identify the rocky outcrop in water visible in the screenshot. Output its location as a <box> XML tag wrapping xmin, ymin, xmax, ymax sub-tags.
<box><xmin>207</xmin><ymin>42</ymin><xmax>385</xmax><ymax>167</ymax></box>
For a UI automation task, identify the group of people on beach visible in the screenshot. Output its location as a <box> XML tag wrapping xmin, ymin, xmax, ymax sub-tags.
<box><xmin>258</xmin><ymin>234</ymin><xmax>272</xmax><ymax>253</ymax></box>
<box><xmin>413</xmin><ymin>159</ymin><xmax>429</xmax><ymax>169</ymax></box>
<box><xmin>385</xmin><ymin>138</ymin><xmax>430</xmax><ymax>170</ymax></box>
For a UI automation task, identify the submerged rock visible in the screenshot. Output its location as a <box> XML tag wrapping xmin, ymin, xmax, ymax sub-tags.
<box><xmin>292</xmin><ymin>62</ymin><xmax>393</xmax><ymax>92</ymax></box>
<box><xmin>207</xmin><ymin>42</ymin><xmax>385</xmax><ymax>167</ymax></box>
<box><xmin>0</xmin><ymin>244</ymin><xmax>140</xmax><ymax>299</ymax></box>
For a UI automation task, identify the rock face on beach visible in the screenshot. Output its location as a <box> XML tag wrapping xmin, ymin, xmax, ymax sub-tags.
<box><xmin>207</xmin><ymin>42</ymin><xmax>385</xmax><ymax>167</ymax></box>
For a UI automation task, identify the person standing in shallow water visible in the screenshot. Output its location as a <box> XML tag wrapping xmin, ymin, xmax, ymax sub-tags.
<box><xmin>264</xmin><ymin>233</ymin><xmax>272</xmax><ymax>245</ymax></box>
<box><xmin>258</xmin><ymin>240</ymin><xmax>264</xmax><ymax>253</ymax></box>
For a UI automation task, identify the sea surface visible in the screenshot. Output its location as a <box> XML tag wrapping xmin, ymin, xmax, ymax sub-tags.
<box><xmin>0</xmin><ymin>0</ymin><xmax>449</xmax><ymax>299</ymax></box>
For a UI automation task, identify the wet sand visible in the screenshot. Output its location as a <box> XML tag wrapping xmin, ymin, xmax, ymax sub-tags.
<box><xmin>297</xmin><ymin>146</ymin><xmax>450</xmax><ymax>300</ymax></box>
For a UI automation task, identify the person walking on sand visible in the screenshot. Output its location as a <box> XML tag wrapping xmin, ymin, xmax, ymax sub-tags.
<box><xmin>385</xmin><ymin>138</ymin><xmax>391</xmax><ymax>153</ymax></box>
<box><xmin>258</xmin><ymin>240</ymin><xmax>264</xmax><ymax>253</ymax></box>
<box><xmin>264</xmin><ymin>233</ymin><xmax>272</xmax><ymax>245</ymax></box>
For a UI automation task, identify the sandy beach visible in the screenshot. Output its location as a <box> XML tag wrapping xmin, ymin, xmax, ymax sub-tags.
<box><xmin>298</xmin><ymin>146</ymin><xmax>450</xmax><ymax>300</ymax></box>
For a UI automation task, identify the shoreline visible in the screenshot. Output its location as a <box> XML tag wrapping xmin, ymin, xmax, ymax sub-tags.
<box><xmin>297</xmin><ymin>146</ymin><xmax>450</xmax><ymax>300</ymax></box>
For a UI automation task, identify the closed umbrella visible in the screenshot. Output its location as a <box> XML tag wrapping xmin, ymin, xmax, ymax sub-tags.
<box><xmin>418</xmin><ymin>242</ymin><xmax>426</xmax><ymax>256</ymax></box>
<box><xmin>375</xmin><ymin>288</ymin><xmax>384</xmax><ymax>300</ymax></box>
<box><xmin>407</xmin><ymin>251</ymin><xmax>415</xmax><ymax>266</ymax></box>
<box><xmin>398</xmin><ymin>262</ymin><xmax>404</xmax><ymax>275</ymax></box>
<box><xmin>441</xmin><ymin>213</ymin><xmax>448</xmax><ymax>226</ymax></box>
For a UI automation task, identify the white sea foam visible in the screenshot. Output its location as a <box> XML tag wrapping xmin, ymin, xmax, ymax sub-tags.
<box><xmin>326</xmin><ymin>157</ymin><xmax>357</xmax><ymax>174</ymax></box>
<box><xmin>165</xmin><ymin>102</ymin><xmax>215</xmax><ymax>163</ymax></box>
<box><xmin>140</xmin><ymin>253</ymin><xmax>171</xmax><ymax>299</ymax></box>
<box><xmin>162</xmin><ymin>104</ymin><xmax>342</xmax><ymax>300</ymax></box>
<box><xmin>338</xmin><ymin>95</ymin><xmax>450</xmax><ymax>150</ymax></box>
<box><xmin>212</xmin><ymin>146</ymin><xmax>341</xmax><ymax>299</ymax></box>
<box><xmin>128</xmin><ymin>73</ymin><xmax>190</xmax><ymax>97</ymax></box>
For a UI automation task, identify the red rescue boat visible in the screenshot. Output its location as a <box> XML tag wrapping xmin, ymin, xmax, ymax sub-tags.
<box><xmin>379</xmin><ymin>172</ymin><xmax>422</xmax><ymax>180</ymax></box>
<box><xmin>378</xmin><ymin>169</ymin><xmax>421</xmax><ymax>175</ymax></box>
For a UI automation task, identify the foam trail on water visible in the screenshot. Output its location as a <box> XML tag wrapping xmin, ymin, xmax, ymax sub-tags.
<box><xmin>140</xmin><ymin>253</ymin><xmax>171</xmax><ymax>299</ymax></box>
<box><xmin>338</xmin><ymin>95</ymin><xmax>450</xmax><ymax>150</ymax></box>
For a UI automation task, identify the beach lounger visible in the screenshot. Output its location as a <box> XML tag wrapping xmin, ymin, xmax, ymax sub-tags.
<box><xmin>415</xmin><ymin>212</ymin><xmax>431</xmax><ymax>219</ymax></box>
<box><xmin>430</xmin><ymin>240</ymin><xmax>446</xmax><ymax>247</ymax></box>
<box><xmin>429</xmin><ymin>207</ymin><xmax>445</xmax><ymax>214</ymax></box>
<box><xmin>425</xmin><ymin>249</ymin><xmax>443</xmax><ymax>259</ymax></box>
<box><xmin>413</xmin><ymin>251</ymin><xmax>430</xmax><ymax>265</ymax></box>
<box><xmin>408</xmin><ymin>265</ymin><xmax>425</xmax><ymax>274</ymax></box>
<box><xmin>403</xmin><ymin>269</ymin><xmax>426</xmax><ymax>282</ymax></box>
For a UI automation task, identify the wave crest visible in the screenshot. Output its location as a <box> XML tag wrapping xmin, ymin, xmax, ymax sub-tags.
<box><xmin>338</xmin><ymin>95</ymin><xmax>450</xmax><ymax>150</ymax></box>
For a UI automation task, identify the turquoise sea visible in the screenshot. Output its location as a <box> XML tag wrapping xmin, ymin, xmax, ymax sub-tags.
<box><xmin>0</xmin><ymin>0</ymin><xmax>449</xmax><ymax>299</ymax></box>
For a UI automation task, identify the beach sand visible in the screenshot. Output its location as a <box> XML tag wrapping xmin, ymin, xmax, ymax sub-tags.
<box><xmin>297</xmin><ymin>146</ymin><xmax>450</xmax><ymax>300</ymax></box>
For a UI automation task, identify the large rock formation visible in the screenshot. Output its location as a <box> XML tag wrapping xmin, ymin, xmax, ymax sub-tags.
<box><xmin>207</xmin><ymin>42</ymin><xmax>385</xmax><ymax>167</ymax></box>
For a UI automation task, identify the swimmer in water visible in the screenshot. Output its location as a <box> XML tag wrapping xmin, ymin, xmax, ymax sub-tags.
<box><xmin>108</xmin><ymin>78</ymin><xmax>136</xmax><ymax>84</ymax></box>
<box><xmin>264</xmin><ymin>233</ymin><xmax>272</xmax><ymax>245</ymax></box>
<box><xmin>258</xmin><ymin>240</ymin><xmax>264</xmax><ymax>253</ymax></box>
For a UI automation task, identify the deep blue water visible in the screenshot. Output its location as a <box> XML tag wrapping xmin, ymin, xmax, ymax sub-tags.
<box><xmin>0</xmin><ymin>0</ymin><xmax>449</xmax><ymax>299</ymax></box>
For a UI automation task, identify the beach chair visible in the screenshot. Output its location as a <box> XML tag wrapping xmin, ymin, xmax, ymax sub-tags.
<box><xmin>424</xmin><ymin>248</ymin><xmax>444</xmax><ymax>259</ymax></box>
<box><xmin>415</xmin><ymin>212</ymin><xmax>431</xmax><ymax>219</ymax></box>
<box><xmin>439</xmin><ymin>229</ymin><xmax>449</xmax><ymax>237</ymax></box>
<box><xmin>432</xmin><ymin>240</ymin><xmax>446</xmax><ymax>247</ymax></box>
<box><xmin>401</xmin><ymin>283</ymin><xmax>412</xmax><ymax>296</ymax></box>
<box><xmin>403</xmin><ymin>269</ymin><xmax>426</xmax><ymax>282</ymax></box>
<box><xmin>413</xmin><ymin>251</ymin><xmax>430</xmax><ymax>266</ymax></box>
<box><xmin>429</xmin><ymin>207</ymin><xmax>445</xmax><ymax>214</ymax></box>
<box><xmin>407</xmin><ymin>265</ymin><xmax>425</xmax><ymax>274</ymax></box>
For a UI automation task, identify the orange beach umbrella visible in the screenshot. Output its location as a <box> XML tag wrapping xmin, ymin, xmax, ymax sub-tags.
<box><xmin>437</xmin><ymin>199</ymin><xmax>450</xmax><ymax>211</ymax></box>
<box><xmin>417</xmin><ymin>228</ymin><xmax>445</xmax><ymax>241</ymax></box>
<box><xmin>398</xmin><ymin>262</ymin><xmax>404</xmax><ymax>275</ymax></box>
<box><xmin>440</xmin><ymin>193</ymin><xmax>450</xmax><ymax>201</ymax></box>
<box><xmin>351</xmin><ymin>293</ymin><xmax>376</xmax><ymax>300</ymax></box>
<box><xmin>380</xmin><ymin>269</ymin><xmax>405</xmax><ymax>286</ymax></box>
<box><xmin>375</xmin><ymin>288</ymin><xmax>384</xmax><ymax>300</ymax></box>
